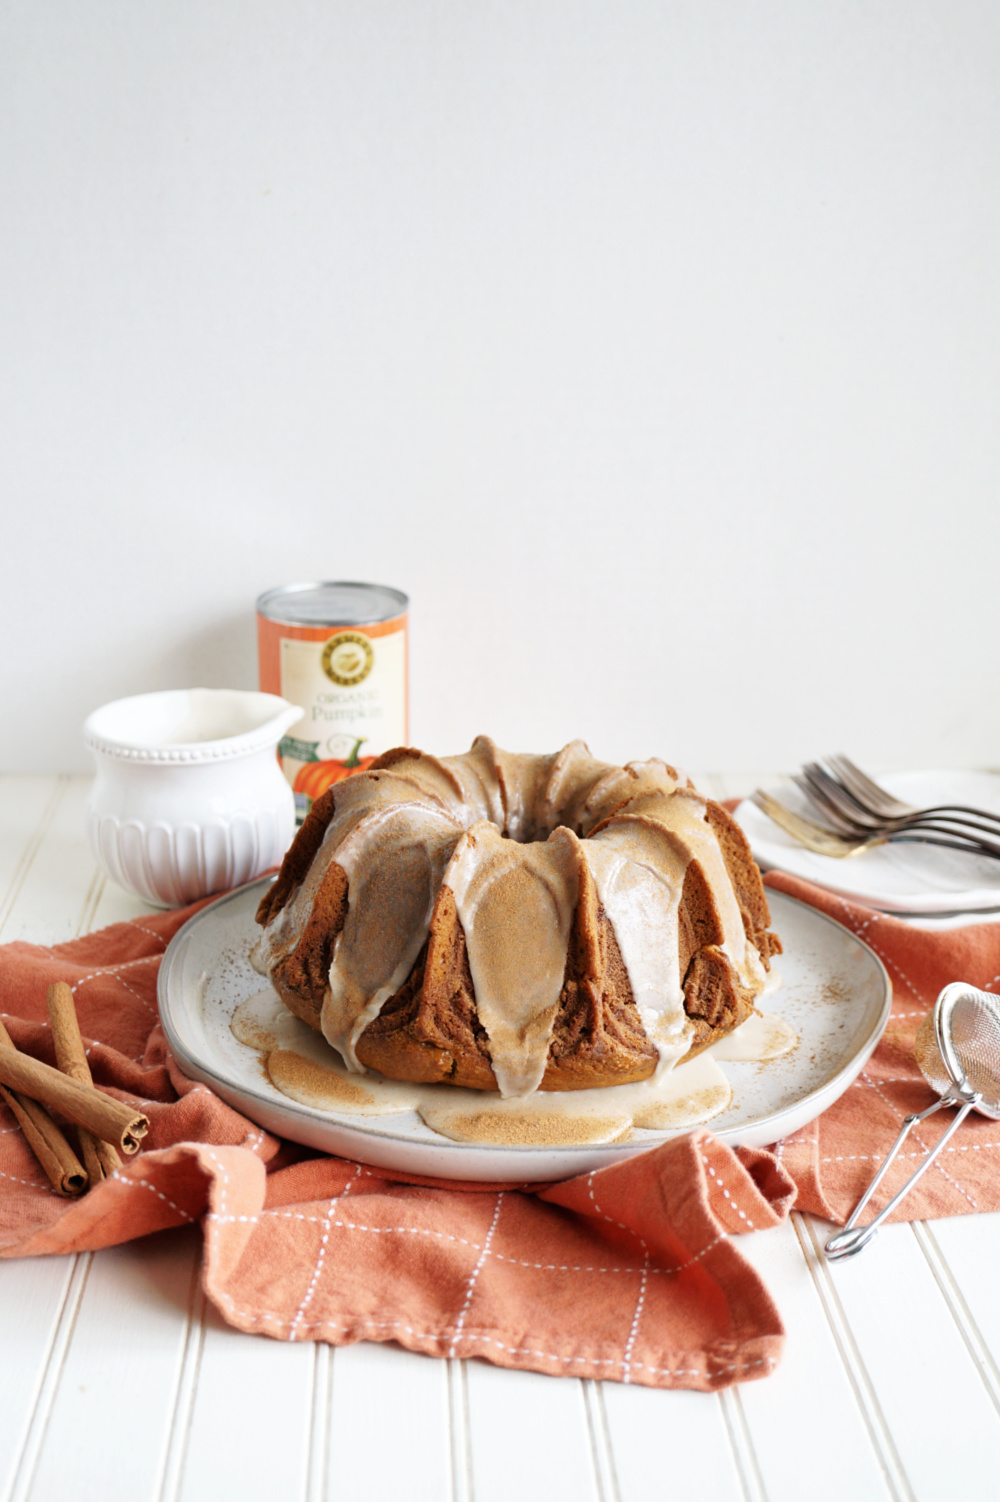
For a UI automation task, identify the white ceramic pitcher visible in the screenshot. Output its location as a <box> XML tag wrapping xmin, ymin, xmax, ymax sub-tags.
<box><xmin>84</xmin><ymin>688</ymin><xmax>301</xmax><ymax>907</ymax></box>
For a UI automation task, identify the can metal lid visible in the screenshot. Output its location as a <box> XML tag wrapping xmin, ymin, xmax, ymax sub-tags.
<box><xmin>256</xmin><ymin>581</ymin><xmax>409</xmax><ymax>628</ymax></box>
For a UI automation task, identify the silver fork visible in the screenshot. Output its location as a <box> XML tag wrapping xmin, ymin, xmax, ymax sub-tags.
<box><xmin>752</xmin><ymin>790</ymin><xmax>1000</xmax><ymax>863</ymax></box>
<box><xmin>797</xmin><ymin>763</ymin><xmax>1000</xmax><ymax>852</ymax></box>
<box><xmin>824</xmin><ymin>754</ymin><xmax>1000</xmax><ymax>837</ymax></box>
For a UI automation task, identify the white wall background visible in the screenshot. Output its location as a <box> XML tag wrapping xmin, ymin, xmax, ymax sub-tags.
<box><xmin>2</xmin><ymin>0</ymin><xmax>998</xmax><ymax>775</ymax></box>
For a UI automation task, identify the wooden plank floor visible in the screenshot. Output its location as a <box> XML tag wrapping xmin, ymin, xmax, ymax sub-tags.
<box><xmin>2</xmin><ymin>774</ymin><xmax>999</xmax><ymax>1502</ymax></box>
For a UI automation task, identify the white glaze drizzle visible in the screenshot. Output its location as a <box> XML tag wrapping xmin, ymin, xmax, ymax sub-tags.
<box><xmin>581</xmin><ymin>820</ymin><xmax>692</xmax><ymax>1069</ymax></box>
<box><xmin>322</xmin><ymin>804</ymin><xmax>460</xmax><ymax>1067</ymax></box>
<box><xmin>604</xmin><ymin>787</ymin><xmax>767</xmax><ymax>994</ymax></box>
<box><xmin>443</xmin><ymin>822</ymin><xmax>581</xmax><ymax>1098</ymax></box>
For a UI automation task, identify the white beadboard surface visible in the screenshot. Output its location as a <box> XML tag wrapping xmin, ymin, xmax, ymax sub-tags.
<box><xmin>2</xmin><ymin>773</ymin><xmax>1000</xmax><ymax>1502</ymax></box>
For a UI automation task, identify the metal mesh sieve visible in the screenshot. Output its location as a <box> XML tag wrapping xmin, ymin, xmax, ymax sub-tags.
<box><xmin>825</xmin><ymin>983</ymin><xmax>1000</xmax><ymax>1260</ymax></box>
<box><xmin>937</xmin><ymin>986</ymin><xmax>1000</xmax><ymax>1114</ymax></box>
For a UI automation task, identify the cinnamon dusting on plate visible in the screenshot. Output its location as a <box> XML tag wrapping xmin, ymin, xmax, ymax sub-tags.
<box><xmin>266</xmin><ymin>1050</ymin><xmax>380</xmax><ymax>1111</ymax></box>
<box><xmin>421</xmin><ymin>1108</ymin><xmax>633</xmax><ymax>1147</ymax></box>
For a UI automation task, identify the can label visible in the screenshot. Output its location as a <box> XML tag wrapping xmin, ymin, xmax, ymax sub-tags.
<box><xmin>258</xmin><ymin>606</ymin><xmax>408</xmax><ymax>821</ymax></box>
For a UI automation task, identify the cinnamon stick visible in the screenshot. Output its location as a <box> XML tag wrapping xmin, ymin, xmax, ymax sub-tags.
<box><xmin>46</xmin><ymin>983</ymin><xmax>123</xmax><ymax>1178</ymax></box>
<box><xmin>0</xmin><ymin>1082</ymin><xmax>87</xmax><ymax>1196</ymax></box>
<box><xmin>0</xmin><ymin>1028</ymin><xmax>148</xmax><ymax>1155</ymax></box>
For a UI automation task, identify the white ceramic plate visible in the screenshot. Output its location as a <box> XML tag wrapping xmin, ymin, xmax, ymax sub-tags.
<box><xmin>159</xmin><ymin>878</ymin><xmax>891</xmax><ymax>1181</ymax></box>
<box><xmin>735</xmin><ymin>770</ymin><xmax>1000</xmax><ymax>915</ymax></box>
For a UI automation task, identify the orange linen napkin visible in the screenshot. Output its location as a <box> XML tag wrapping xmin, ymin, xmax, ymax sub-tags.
<box><xmin>0</xmin><ymin>904</ymin><xmax>791</xmax><ymax>1391</ymax></box>
<box><xmin>764</xmin><ymin>871</ymin><xmax>1000</xmax><ymax>1224</ymax></box>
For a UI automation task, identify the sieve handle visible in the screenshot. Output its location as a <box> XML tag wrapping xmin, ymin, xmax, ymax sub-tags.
<box><xmin>824</xmin><ymin>1093</ymin><xmax>976</xmax><ymax>1260</ymax></box>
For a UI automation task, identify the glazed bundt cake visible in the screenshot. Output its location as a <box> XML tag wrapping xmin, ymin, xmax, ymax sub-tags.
<box><xmin>251</xmin><ymin>738</ymin><xmax>781</xmax><ymax>1098</ymax></box>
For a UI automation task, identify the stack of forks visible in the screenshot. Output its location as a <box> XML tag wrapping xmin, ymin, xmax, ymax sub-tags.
<box><xmin>753</xmin><ymin>756</ymin><xmax>1000</xmax><ymax>863</ymax></box>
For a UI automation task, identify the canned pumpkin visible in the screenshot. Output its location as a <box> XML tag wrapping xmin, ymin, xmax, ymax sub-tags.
<box><xmin>256</xmin><ymin>581</ymin><xmax>409</xmax><ymax>822</ymax></box>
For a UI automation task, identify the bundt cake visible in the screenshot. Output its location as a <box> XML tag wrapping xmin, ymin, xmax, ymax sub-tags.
<box><xmin>251</xmin><ymin>738</ymin><xmax>781</xmax><ymax>1098</ymax></box>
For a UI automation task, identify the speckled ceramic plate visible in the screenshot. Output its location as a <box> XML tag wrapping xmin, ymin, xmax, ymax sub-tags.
<box><xmin>158</xmin><ymin>879</ymin><xmax>891</xmax><ymax>1182</ymax></box>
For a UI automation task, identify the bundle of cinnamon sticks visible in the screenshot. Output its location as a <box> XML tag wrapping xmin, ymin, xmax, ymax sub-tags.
<box><xmin>0</xmin><ymin>983</ymin><xmax>149</xmax><ymax>1196</ymax></box>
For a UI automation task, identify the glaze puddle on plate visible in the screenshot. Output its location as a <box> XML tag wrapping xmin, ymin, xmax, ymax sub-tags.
<box><xmin>159</xmin><ymin>879</ymin><xmax>891</xmax><ymax>1181</ymax></box>
<box><xmin>230</xmin><ymin>987</ymin><xmax>760</xmax><ymax>1145</ymax></box>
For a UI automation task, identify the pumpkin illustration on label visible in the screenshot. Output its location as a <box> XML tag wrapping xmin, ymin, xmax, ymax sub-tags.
<box><xmin>292</xmin><ymin>737</ymin><xmax>376</xmax><ymax>807</ymax></box>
